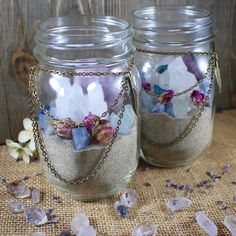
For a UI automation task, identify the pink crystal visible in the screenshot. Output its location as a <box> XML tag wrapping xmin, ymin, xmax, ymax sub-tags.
<box><xmin>190</xmin><ymin>90</ymin><xmax>205</xmax><ymax>106</ymax></box>
<box><xmin>83</xmin><ymin>112</ymin><xmax>100</xmax><ymax>134</ymax></box>
<box><xmin>53</xmin><ymin>118</ymin><xmax>77</xmax><ymax>138</ymax></box>
<box><xmin>159</xmin><ymin>90</ymin><xmax>174</xmax><ymax>104</ymax></box>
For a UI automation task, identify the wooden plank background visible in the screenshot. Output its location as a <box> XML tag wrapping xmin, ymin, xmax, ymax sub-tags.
<box><xmin>0</xmin><ymin>0</ymin><xmax>235</xmax><ymax>143</ymax></box>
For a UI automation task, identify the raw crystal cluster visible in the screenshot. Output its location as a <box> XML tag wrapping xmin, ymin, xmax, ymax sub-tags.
<box><xmin>132</xmin><ymin>222</ymin><xmax>158</xmax><ymax>236</ymax></box>
<box><xmin>24</xmin><ymin>207</ymin><xmax>48</xmax><ymax>226</ymax></box>
<box><xmin>195</xmin><ymin>212</ymin><xmax>218</xmax><ymax>236</ymax></box>
<box><xmin>32</xmin><ymin>188</ymin><xmax>41</xmax><ymax>204</ymax></box>
<box><xmin>70</xmin><ymin>213</ymin><xmax>96</xmax><ymax>236</ymax></box>
<box><xmin>165</xmin><ymin>196</ymin><xmax>192</xmax><ymax>212</ymax></box>
<box><xmin>8</xmin><ymin>201</ymin><xmax>24</xmax><ymax>214</ymax></box>
<box><xmin>114</xmin><ymin>188</ymin><xmax>138</xmax><ymax>217</ymax></box>
<box><xmin>224</xmin><ymin>215</ymin><xmax>236</xmax><ymax>235</ymax></box>
<box><xmin>141</xmin><ymin>55</ymin><xmax>212</xmax><ymax>118</ymax></box>
<box><xmin>109</xmin><ymin>104</ymin><xmax>135</xmax><ymax>135</ymax></box>
<box><xmin>50</xmin><ymin>77</ymin><xmax>107</xmax><ymax>124</ymax></box>
<box><xmin>6</xmin><ymin>180</ymin><xmax>30</xmax><ymax>199</ymax></box>
<box><xmin>5</xmin><ymin>178</ymin><xmax>50</xmax><ymax>229</ymax></box>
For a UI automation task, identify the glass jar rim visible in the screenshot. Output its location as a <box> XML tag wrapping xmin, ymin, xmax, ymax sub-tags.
<box><xmin>34</xmin><ymin>15</ymin><xmax>134</xmax><ymax>68</ymax></box>
<box><xmin>132</xmin><ymin>5</ymin><xmax>213</xmax><ymax>48</ymax></box>
<box><xmin>132</xmin><ymin>5</ymin><xmax>211</xmax><ymax>26</ymax></box>
<box><xmin>36</xmin><ymin>15</ymin><xmax>132</xmax><ymax>48</ymax></box>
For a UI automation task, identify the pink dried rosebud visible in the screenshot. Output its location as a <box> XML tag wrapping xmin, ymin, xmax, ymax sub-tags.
<box><xmin>83</xmin><ymin>112</ymin><xmax>100</xmax><ymax>134</ymax></box>
<box><xmin>142</xmin><ymin>82</ymin><xmax>151</xmax><ymax>91</ymax></box>
<box><xmin>53</xmin><ymin>118</ymin><xmax>77</xmax><ymax>138</ymax></box>
<box><xmin>191</xmin><ymin>90</ymin><xmax>205</xmax><ymax>106</ymax></box>
<box><xmin>159</xmin><ymin>89</ymin><xmax>174</xmax><ymax>104</ymax></box>
<box><xmin>94</xmin><ymin>123</ymin><xmax>116</xmax><ymax>145</ymax></box>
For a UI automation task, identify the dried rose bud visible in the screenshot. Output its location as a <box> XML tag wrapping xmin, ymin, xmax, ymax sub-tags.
<box><xmin>142</xmin><ymin>82</ymin><xmax>151</xmax><ymax>91</ymax></box>
<box><xmin>159</xmin><ymin>89</ymin><xmax>174</xmax><ymax>104</ymax></box>
<box><xmin>190</xmin><ymin>90</ymin><xmax>205</xmax><ymax>106</ymax></box>
<box><xmin>94</xmin><ymin>123</ymin><xmax>116</xmax><ymax>145</ymax></box>
<box><xmin>83</xmin><ymin>112</ymin><xmax>100</xmax><ymax>134</ymax></box>
<box><xmin>53</xmin><ymin>118</ymin><xmax>77</xmax><ymax>138</ymax></box>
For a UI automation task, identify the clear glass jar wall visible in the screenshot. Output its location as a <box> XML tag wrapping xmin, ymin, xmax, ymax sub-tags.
<box><xmin>32</xmin><ymin>16</ymin><xmax>141</xmax><ymax>200</ymax></box>
<box><xmin>132</xmin><ymin>6</ymin><xmax>216</xmax><ymax>167</ymax></box>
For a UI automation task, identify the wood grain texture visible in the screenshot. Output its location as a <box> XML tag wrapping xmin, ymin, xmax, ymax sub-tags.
<box><xmin>0</xmin><ymin>0</ymin><xmax>235</xmax><ymax>143</ymax></box>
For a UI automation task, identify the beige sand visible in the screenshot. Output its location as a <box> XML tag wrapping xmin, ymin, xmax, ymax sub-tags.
<box><xmin>141</xmin><ymin>107</ymin><xmax>214</xmax><ymax>167</ymax></box>
<box><xmin>40</xmin><ymin>121</ymin><xmax>139</xmax><ymax>201</ymax></box>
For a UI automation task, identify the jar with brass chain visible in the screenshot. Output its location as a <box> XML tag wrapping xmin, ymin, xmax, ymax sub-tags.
<box><xmin>132</xmin><ymin>6</ymin><xmax>219</xmax><ymax>167</ymax></box>
<box><xmin>31</xmin><ymin>16</ymin><xmax>141</xmax><ymax>201</ymax></box>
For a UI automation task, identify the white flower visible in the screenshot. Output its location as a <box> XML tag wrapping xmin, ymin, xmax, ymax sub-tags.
<box><xmin>5</xmin><ymin>139</ymin><xmax>33</xmax><ymax>163</ymax></box>
<box><xmin>18</xmin><ymin>118</ymin><xmax>36</xmax><ymax>152</ymax></box>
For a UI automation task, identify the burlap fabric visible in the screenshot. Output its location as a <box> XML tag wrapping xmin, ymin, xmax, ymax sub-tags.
<box><xmin>0</xmin><ymin>110</ymin><xmax>236</xmax><ymax>236</ymax></box>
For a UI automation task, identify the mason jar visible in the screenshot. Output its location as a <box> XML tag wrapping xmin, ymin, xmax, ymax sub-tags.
<box><xmin>132</xmin><ymin>6</ymin><xmax>217</xmax><ymax>167</ymax></box>
<box><xmin>30</xmin><ymin>16</ymin><xmax>141</xmax><ymax>201</ymax></box>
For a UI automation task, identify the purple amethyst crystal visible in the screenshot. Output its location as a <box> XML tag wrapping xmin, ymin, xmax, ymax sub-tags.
<box><xmin>182</xmin><ymin>55</ymin><xmax>202</xmax><ymax>81</ymax></box>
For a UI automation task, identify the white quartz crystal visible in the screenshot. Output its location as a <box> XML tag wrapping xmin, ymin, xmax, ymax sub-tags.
<box><xmin>120</xmin><ymin>188</ymin><xmax>138</xmax><ymax>208</ymax></box>
<box><xmin>52</xmin><ymin>76</ymin><xmax>107</xmax><ymax>123</ymax></box>
<box><xmin>32</xmin><ymin>188</ymin><xmax>41</xmax><ymax>204</ymax></box>
<box><xmin>132</xmin><ymin>222</ymin><xmax>158</xmax><ymax>236</ymax></box>
<box><xmin>224</xmin><ymin>215</ymin><xmax>236</xmax><ymax>236</ymax></box>
<box><xmin>196</xmin><ymin>212</ymin><xmax>218</xmax><ymax>236</ymax></box>
<box><xmin>158</xmin><ymin>56</ymin><xmax>199</xmax><ymax>94</ymax></box>
<box><xmin>24</xmin><ymin>207</ymin><xmax>48</xmax><ymax>226</ymax></box>
<box><xmin>76</xmin><ymin>226</ymin><xmax>96</xmax><ymax>236</ymax></box>
<box><xmin>172</xmin><ymin>97</ymin><xmax>192</xmax><ymax>117</ymax></box>
<box><xmin>71</xmin><ymin>213</ymin><xmax>90</xmax><ymax>233</ymax></box>
<box><xmin>165</xmin><ymin>196</ymin><xmax>192</xmax><ymax>212</ymax></box>
<box><xmin>8</xmin><ymin>201</ymin><xmax>24</xmax><ymax>213</ymax></box>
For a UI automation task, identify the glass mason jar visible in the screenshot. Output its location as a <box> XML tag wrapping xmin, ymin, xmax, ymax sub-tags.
<box><xmin>132</xmin><ymin>6</ymin><xmax>216</xmax><ymax>167</ymax></box>
<box><xmin>30</xmin><ymin>16</ymin><xmax>141</xmax><ymax>201</ymax></box>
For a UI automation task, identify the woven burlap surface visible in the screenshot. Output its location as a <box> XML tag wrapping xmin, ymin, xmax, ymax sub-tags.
<box><xmin>0</xmin><ymin>109</ymin><xmax>236</xmax><ymax>236</ymax></box>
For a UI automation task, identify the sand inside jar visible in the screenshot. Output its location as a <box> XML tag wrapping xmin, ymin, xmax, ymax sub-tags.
<box><xmin>40</xmin><ymin>119</ymin><xmax>138</xmax><ymax>200</ymax></box>
<box><xmin>141</xmin><ymin>107</ymin><xmax>214</xmax><ymax>167</ymax></box>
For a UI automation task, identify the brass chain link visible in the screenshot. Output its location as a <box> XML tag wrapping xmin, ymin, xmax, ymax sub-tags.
<box><xmin>138</xmin><ymin>44</ymin><xmax>215</xmax><ymax>98</ymax></box>
<box><xmin>137</xmin><ymin>42</ymin><xmax>218</xmax><ymax>147</ymax></box>
<box><xmin>30</xmin><ymin>58</ymin><xmax>135</xmax><ymax>121</ymax></box>
<box><xmin>29</xmin><ymin>60</ymin><xmax>134</xmax><ymax>185</ymax></box>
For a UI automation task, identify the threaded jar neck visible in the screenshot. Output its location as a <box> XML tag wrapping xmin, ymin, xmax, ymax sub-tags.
<box><xmin>132</xmin><ymin>6</ymin><xmax>214</xmax><ymax>49</ymax></box>
<box><xmin>34</xmin><ymin>16</ymin><xmax>134</xmax><ymax>68</ymax></box>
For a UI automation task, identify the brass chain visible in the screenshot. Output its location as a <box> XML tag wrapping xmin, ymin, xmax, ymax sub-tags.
<box><xmin>30</xmin><ymin>58</ymin><xmax>135</xmax><ymax>121</ymax></box>
<box><xmin>143</xmin><ymin>61</ymin><xmax>212</xmax><ymax>98</ymax></box>
<box><xmin>138</xmin><ymin>43</ymin><xmax>218</xmax><ymax>147</ymax></box>
<box><xmin>29</xmin><ymin>61</ymin><xmax>133</xmax><ymax>185</ymax></box>
<box><xmin>138</xmin><ymin>44</ymin><xmax>215</xmax><ymax>98</ymax></box>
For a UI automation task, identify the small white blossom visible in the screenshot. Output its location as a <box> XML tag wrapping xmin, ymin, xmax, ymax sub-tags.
<box><xmin>6</xmin><ymin>139</ymin><xmax>33</xmax><ymax>163</ymax></box>
<box><xmin>18</xmin><ymin>118</ymin><xmax>36</xmax><ymax>152</ymax></box>
<box><xmin>5</xmin><ymin>118</ymin><xmax>36</xmax><ymax>163</ymax></box>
